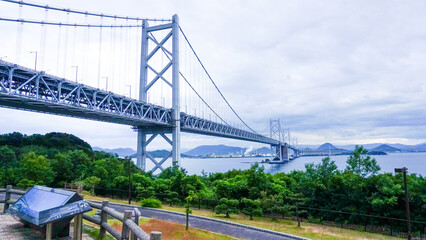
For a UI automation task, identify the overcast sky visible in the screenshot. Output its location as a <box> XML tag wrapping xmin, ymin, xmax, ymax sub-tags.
<box><xmin>0</xmin><ymin>0</ymin><xmax>426</xmax><ymax>150</ymax></box>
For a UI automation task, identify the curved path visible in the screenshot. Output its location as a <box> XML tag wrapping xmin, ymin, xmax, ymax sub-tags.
<box><xmin>105</xmin><ymin>202</ymin><xmax>308</xmax><ymax>240</ymax></box>
<box><xmin>1</xmin><ymin>193</ymin><xmax>308</xmax><ymax>240</ymax></box>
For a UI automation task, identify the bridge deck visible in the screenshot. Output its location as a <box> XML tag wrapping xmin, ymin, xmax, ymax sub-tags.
<box><xmin>0</xmin><ymin>60</ymin><xmax>281</xmax><ymax>146</ymax></box>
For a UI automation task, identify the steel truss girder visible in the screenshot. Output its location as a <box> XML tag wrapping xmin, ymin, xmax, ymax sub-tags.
<box><xmin>0</xmin><ymin>61</ymin><xmax>172</xmax><ymax>126</ymax></box>
<box><xmin>181</xmin><ymin>113</ymin><xmax>280</xmax><ymax>145</ymax></box>
<box><xmin>0</xmin><ymin>61</ymin><xmax>285</xmax><ymax>149</ymax></box>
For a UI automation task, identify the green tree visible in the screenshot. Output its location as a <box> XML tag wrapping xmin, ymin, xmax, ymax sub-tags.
<box><xmin>306</xmin><ymin>157</ymin><xmax>338</xmax><ymax>182</ymax></box>
<box><xmin>17</xmin><ymin>178</ymin><xmax>36</xmax><ymax>188</ymax></box>
<box><xmin>215</xmin><ymin>198</ymin><xmax>239</xmax><ymax>218</ymax></box>
<box><xmin>0</xmin><ymin>146</ymin><xmax>16</xmax><ymax>186</ymax></box>
<box><xmin>51</xmin><ymin>152</ymin><xmax>74</xmax><ymax>187</ymax></box>
<box><xmin>20</xmin><ymin>152</ymin><xmax>54</xmax><ymax>185</ymax></box>
<box><xmin>241</xmin><ymin>198</ymin><xmax>262</xmax><ymax>220</ymax></box>
<box><xmin>185</xmin><ymin>190</ymin><xmax>198</xmax><ymax>230</ymax></box>
<box><xmin>165</xmin><ymin>190</ymin><xmax>180</xmax><ymax>206</ymax></box>
<box><xmin>346</xmin><ymin>146</ymin><xmax>381</xmax><ymax>177</ymax></box>
<box><xmin>83</xmin><ymin>176</ymin><xmax>101</xmax><ymax>194</ymax></box>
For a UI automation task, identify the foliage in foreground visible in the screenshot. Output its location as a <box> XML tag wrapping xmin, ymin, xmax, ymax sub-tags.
<box><xmin>140</xmin><ymin>198</ymin><xmax>162</xmax><ymax>208</ymax></box>
<box><xmin>0</xmin><ymin>132</ymin><xmax>425</xmax><ymax>234</ymax></box>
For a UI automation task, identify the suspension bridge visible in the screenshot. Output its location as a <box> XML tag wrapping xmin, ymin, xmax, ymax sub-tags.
<box><xmin>0</xmin><ymin>0</ymin><xmax>300</xmax><ymax>173</ymax></box>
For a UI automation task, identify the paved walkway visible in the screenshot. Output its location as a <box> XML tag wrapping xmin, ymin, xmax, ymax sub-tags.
<box><xmin>107</xmin><ymin>202</ymin><xmax>305</xmax><ymax>240</ymax></box>
<box><xmin>0</xmin><ymin>213</ymin><xmax>92</xmax><ymax>240</ymax></box>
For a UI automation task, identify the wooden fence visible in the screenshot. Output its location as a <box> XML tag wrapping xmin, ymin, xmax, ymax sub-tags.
<box><xmin>0</xmin><ymin>185</ymin><xmax>161</xmax><ymax>240</ymax></box>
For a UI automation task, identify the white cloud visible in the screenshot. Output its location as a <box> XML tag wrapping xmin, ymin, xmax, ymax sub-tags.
<box><xmin>0</xmin><ymin>0</ymin><xmax>426</xmax><ymax>149</ymax></box>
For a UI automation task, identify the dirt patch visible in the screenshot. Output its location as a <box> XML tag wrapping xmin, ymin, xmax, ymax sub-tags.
<box><xmin>109</xmin><ymin>217</ymin><xmax>232</xmax><ymax>240</ymax></box>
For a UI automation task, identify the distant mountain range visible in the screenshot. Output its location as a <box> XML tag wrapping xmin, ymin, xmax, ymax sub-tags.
<box><xmin>93</xmin><ymin>147</ymin><xmax>136</xmax><ymax>157</ymax></box>
<box><xmin>93</xmin><ymin>141</ymin><xmax>426</xmax><ymax>158</ymax></box>
<box><xmin>317</xmin><ymin>143</ymin><xmax>340</xmax><ymax>151</ymax></box>
<box><xmin>298</xmin><ymin>143</ymin><xmax>426</xmax><ymax>152</ymax></box>
<box><xmin>185</xmin><ymin>144</ymin><xmax>245</xmax><ymax>156</ymax></box>
<box><xmin>370</xmin><ymin>144</ymin><xmax>400</xmax><ymax>152</ymax></box>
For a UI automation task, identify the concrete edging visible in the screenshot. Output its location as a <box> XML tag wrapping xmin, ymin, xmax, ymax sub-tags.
<box><xmin>91</xmin><ymin>200</ymin><xmax>310</xmax><ymax>240</ymax></box>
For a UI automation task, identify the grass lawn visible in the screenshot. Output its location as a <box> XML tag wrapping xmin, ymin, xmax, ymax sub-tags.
<box><xmin>81</xmin><ymin>192</ymin><xmax>402</xmax><ymax>240</ymax></box>
<box><xmin>162</xmin><ymin>205</ymin><xmax>402</xmax><ymax>240</ymax></box>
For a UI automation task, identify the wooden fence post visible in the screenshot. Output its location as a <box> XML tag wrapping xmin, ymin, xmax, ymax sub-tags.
<box><xmin>121</xmin><ymin>210</ymin><xmax>132</xmax><ymax>240</ymax></box>
<box><xmin>73</xmin><ymin>214</ymin><xmax>83</xmax><ymax>240</ymax></box>
<box><xmin>150</xmin><ymin>231</ymin><xmax>162</xmax><ymax>240</ymax></box>
<box><xmin>3</xmin><ymin>185</ymin><xmax>12</xmax><ymax>212</ymax></box>
<box><xmin>45</xmin><ymin>222</ymin><xmax>53</xmax><ymax>240</ymax></box>
<box><xmin>100</xmin><ymin>200</ymin><xmax>109</xmax><ymax>238</ymax></box>
<box><xmin>132</xmin><ymin>208</ymin><xmax>141</xmax><ymax>240</ymax></box>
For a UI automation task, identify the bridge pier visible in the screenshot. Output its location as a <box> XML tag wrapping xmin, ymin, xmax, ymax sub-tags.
<box><xmin>270</xmin><ymin>143</ymin><xmax>289</xmax><ymax>162</ymax></box>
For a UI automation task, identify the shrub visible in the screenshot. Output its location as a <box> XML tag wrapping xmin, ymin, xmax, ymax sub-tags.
<box><xmin>140</xmin><ymin>198</ymin><xmax>162</xmax><ymax>208</ymax></box>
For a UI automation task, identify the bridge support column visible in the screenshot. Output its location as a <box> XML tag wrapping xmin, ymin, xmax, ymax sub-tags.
<box><xmin>281</xmin><ymin>144</ymin><xmax>289</xmax><ymax>161</ymax></box>
<box><xmin>136</xmin><ymin>131</ymin><xmax>147</xmax><ymax>171</ymax></box>
<box><xmin>171</xmin><ymin>14</ymin><xmax>181</xmax><ymax>167</ymax></box>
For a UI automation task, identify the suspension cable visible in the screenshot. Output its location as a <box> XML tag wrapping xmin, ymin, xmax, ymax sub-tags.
<box><xmin>179</xmin><ymin>26</ymin><xmax>257</xmax><ymax>133</ymax></box>
<box><xmin>1</xmin><ymin>0</ymin><xmax>171</xmax><ymax>22</ymax></box>
<box><xmin>180</xmin><ymin>73</ymin><xmax>228</xmax><ymax>125</ymax></box>
<box><xmin>0</xmin><ymin>17</ymin><xmax>142</xmax><ymax>27</ymax></box>
<box><xmin>148</xmin><ymin>32</ymin><xmax>230</xmax><ymax>126</ymax></box>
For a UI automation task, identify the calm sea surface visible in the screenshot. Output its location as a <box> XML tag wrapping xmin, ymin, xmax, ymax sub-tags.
<box><xmin>133</xmin><ymin>152</ymin><xmax>426</xmax><ymax>176</ymax></box>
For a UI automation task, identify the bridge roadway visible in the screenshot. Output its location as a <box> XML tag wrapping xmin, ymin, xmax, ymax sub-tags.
<box><xmin>0</xmin><ymin>60</ymin><xmax>284</xmax><ymax>146</ymax></box>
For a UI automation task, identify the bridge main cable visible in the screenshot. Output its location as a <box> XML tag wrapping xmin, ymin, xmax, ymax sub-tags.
<box><xmin>0</xmin><ymin>17</ymin><xmax>141</xmax><ymax>28</ymax></box>
<box><xmin>1</xmin><ymin>0</ymin><xmax>171</xmax><ymax>22</ymax></box>
<box><xmin>179</xmin><ymin>26</ymin><xmax>258</xmax><ymax>134</ymax></box>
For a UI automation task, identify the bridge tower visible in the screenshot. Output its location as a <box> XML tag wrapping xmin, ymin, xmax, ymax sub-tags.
<box><xmin>136</xmin><ymin>14</ymin><xmax>180</xmax><ymax>172</ymax></box>
<box><xmin>270</xmin><ymin>119</ymin><xmax>289</xmax><ymax>162</ymax></box>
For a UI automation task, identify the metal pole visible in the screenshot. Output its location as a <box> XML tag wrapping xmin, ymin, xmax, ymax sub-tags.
<box><xmin>171</xmin><ymin>14</ymin><xmax>181</xmax><ymax>167</ymax></box>
<box><xmin>403</xmin><ymin>169</ymin><xmax>412</xmax><ymax>239</ymax></box>
<box><xmin>128</xmin><ymin>158</ymin><xmax>132</xmax><ymax>205</ymax></box>
<box><xmin>395</xmin><ymin>167</ymin><xmax>412</xmax><ymax>239</ymax></box>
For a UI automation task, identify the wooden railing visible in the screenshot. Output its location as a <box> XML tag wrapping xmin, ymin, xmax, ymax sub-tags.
<box><xmin>0</xmin><ymin>185</ymin><xmax>162</xmax><ymax>240</ymax></box>
<box><xmin>0</xmin><ymin>185</ymin><xmax>27</xmax><ymax>212</ymax></box>
<box><xmin>84</xmin><ymin>200</ymin><xmax>162</xmax><ymax>240</ymax></box>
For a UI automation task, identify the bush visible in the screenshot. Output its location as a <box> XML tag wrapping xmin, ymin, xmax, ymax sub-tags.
<box><xmin>307</xmin><ymin>215</ymin><xmax>322</xmax><ymax>224</ymax></box>
<box><xmin>140</xmin><ymin>198</ymin><xmax>162</xmax><ymax>208</ymax></box>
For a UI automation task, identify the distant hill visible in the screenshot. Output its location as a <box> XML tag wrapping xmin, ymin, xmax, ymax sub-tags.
<box><xmin>317</xmin><ymin>143</ymin><xmax>339</xmax><ymax>151</ymax></box>
<box><xmin>0</xmin><ymin>132</ymin><xmax>91</xmax><ymax>151</ymax></box>
<box><xmin>370</xmin><ymin>144</ymin><xmax>400</xmax><ymax>152</ymax></box>
<box><xmin>184</xmin><ymin>144</ymin><xmax>245</xmax><ymax>156</ymax></box>
<box><xmin>255</xmin><ymin>147</ymin><xmax>270</xmax><ymax>155</ymax></box>
<box><xmin>390</xmin><ymin>143</ymin><xmax>426</xmax><ymax>152</ymax></box>
<box><xmin>93</xmin><ymin>147</ymin><xmax>136</xmax><ymax>157</ymax></box>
